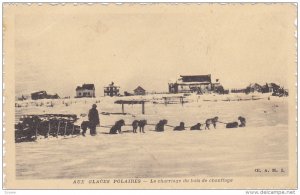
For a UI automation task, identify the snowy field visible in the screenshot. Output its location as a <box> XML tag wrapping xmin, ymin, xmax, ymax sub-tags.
<box><xmin>15</xmin><ymin>94</ymin><xmax>289</xmax><ymax>179</ymax></box>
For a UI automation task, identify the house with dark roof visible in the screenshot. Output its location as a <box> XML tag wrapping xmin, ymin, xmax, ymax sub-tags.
<box><xmin>134</xmin><ymin>86</ymin><xmax>146</xmax><ymax>95</ymax></box>
<box><xmin>261</xmin><ymin>83</ymin><xmax>280</xmax><ymax>93</ymax></box>
<box><xmin>168</xmin><ymin>75</ymin><xmax>213</xmax><ymax>94</ymax></box>
<box><xmin>246</xmin><ymin>83</ymin><xmax>262</xmax><ymax>93</ymax></box>
<box><xmin>76</xmin><ymin>84</ymin><xmax>95</xmax><ymax>98</ymax></box>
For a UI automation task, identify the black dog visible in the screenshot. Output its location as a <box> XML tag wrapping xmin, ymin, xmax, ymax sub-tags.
<box><xmin>190</xmin><ymin>123</ymin><xmax>202</xmax><ymax>130</ymax></box>
<box><xmin>226</xmin><ymin>122</ymin><xmax>238</xmax><ymax>128</ymax></box>
<box><xmin>132</xmin><ymin>120</ymin><xmax>139</xmax><ymax>133</ymax></box>
<box><xmin>109</xmin><ymin>120</ymin><xmax>125</xmax><ymax>134</ymax></box>
<box><xmin>155</xmin><ymin>120</ymin><xmax>168</xmax><ymax>132</ymax></box>
<box><xmin>174</xmin><ymin>122</ymin><xmax>185</xmax><ymax>131</ymax></box>
<box><xmin>80</xmin><ymin>121</ymin><xmax>90</xmax><ymax>136</ymax></box>
<box><xmin>138</xmin><ymin>120</ymin><xmax>147</xmax><ymax>133</ymax></box>
<box><xmin>238</xmin><ymin>116</ymin><xmax>246</xmax><ymax>127</ymax></box>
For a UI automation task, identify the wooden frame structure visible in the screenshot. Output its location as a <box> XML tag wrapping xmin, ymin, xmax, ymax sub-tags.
<box><xmin>115</xmin><ymin>100</ymin><xmax>147</xmax><ymax>114</ymax></box>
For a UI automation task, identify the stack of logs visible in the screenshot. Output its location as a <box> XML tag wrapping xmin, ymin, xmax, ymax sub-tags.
<box><xmin>15</xmin><ymin>114</ymin><xmax>81</xmax><ymax>143</ymax></box>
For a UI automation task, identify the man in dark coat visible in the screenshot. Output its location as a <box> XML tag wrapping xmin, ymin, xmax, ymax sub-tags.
<box><xmin>88</xmin><ymin>104</ymin><xmax>100</xmax><ymax>136</ymax></box>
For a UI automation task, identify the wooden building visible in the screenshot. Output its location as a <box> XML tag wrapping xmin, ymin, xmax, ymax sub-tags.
<box><xmin>246</xmin><ymin>83</ymin><xmax>263</xmax><ymax>93</ymax></box>
<box><xmin>211</xmin><ymin>79</ymin><xmax>226</xmax><ymax>94</ymax></box>
<box><xmin>168</xmin><ymin>75</ymin><xmax>213</xmax><ymax>94</ymax></box>
<box><xmin>104</xmin><ymin>82</ymin><xmax>120</xmax><ymax>97</ymax></box>
<box><xmin>31</xmin><ymin>91</ymin><xmax>59</xmax><ymax>100</ymax></box>
<box><xmin>133</xmin><ymin>86</ymin><xmax>146</xmax><ymax>95</ymax></box>
<box><xmin>76</xmin><ymin>84</ymin><xmax>95</xmax><ymax>98</ymax></box>
<box><xmin>261</xmin><ymin>83</ymin><xmax>280</xmax><ymax>93</ymax></box>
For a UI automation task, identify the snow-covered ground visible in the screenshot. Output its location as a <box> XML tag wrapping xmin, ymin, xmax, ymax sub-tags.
<box><xmin>15</xmin><ymin>94</ymin><xmax>289</xmax><ymax>179</ymax></box>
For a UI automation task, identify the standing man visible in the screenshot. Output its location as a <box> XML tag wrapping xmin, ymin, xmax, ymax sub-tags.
<box><xmin>88</xmin><ymin>104</ymin><xmax>100</xmax><ymax>136</ymax></box>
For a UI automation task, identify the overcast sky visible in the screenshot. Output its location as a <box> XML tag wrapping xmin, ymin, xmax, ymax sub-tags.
<box><xmin>13</xmin><ymin>4</ymin><xmax>296</xmax><ymax>97</ymax></box>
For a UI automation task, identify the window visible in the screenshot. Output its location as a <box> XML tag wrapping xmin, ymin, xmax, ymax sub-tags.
<box><xmin>79</xmin><ymin>92</ymin><xmax>81</xmax><ymax>96</ymax></box>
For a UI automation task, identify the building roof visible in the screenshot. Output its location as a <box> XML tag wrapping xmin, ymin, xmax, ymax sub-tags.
<box><xmin>134</xmin><ymin>86</ymin><xmax>145</xmax><ymax>92</ymax></box>
<box><xmin>76</xmin><ymin>84</ymin><xmax>95</xmax><ymax>91</ymax></box>
<box><xmin>179</xmin><ymin>75</ymin><xmax>211</xmax><ymax>83</ymax></box>
<box><xmin>248</xmin><ymin>83</ymin><xmax>262</xmax><ymax>88</ymax></box>
<box><xmin>177</xmin><ymin>82</ymin><xmax>211</xmax><ymax>85</ymax></box>
<box><xmin>31</xmin><ymin>91</ymin><xmax>47</xmax><ymax>95</ymax></box>
<box><xmin>264</xmin><ymin>83</ymin><xmax>280</xmax><ymax>88</ymax></box>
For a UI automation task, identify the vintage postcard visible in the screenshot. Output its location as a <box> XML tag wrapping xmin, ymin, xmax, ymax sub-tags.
<box><xmin>3</xmin><ymin>3</ymin><xmax>297</xmax><ymax>189</ymax></box>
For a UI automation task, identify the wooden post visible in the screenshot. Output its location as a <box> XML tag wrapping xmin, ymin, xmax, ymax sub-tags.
<box><xmin>122</xmin><ymin>103</ymin><xmax>124</xmax><ymax>114</ymax></box>
<box><xmin>71</xmin><ymin>124</ymin><xmax>75</xmax><ymax>137</ymax></box>
<box><xmin>63</xmin><ymin>122</ymin><xmax>67</xmax><ymax>137</ymax></box>
<box><xmin>56</xmin><ymin>121</ymin><xmax>61</xmax><ymax>137</ymax></box>
<box><xmin>35</xmin><ymin>122</ymin><xmax>39</xmax><ymax>141</ymax></box>
<box><xmin>46</xmin><ymin>121</ymin><xmax>51</xmax><ymax>138</ymax></box>
<box><xmin>142</xmin><ymin>101</ymin><xmax>145</xmax><ymax>114</ymax></box>
<box><xmin>164</xmin><ymin>97</ymin><xmax>167</xmax><ymax>106</ymax></box>
<box><xmin>180</xmin><ymin>97</ymin><xmax>184</xmax><ymax>106</ymax></box>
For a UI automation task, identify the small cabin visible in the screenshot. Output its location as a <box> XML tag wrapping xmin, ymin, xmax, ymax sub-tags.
<box><xmin>262</xmin><ymin>83</ymin><xmax>280</xmax><ymax>93</ymax></box>
<box><xmin>134</xmin><ymin>86</ymin><xmax>146</xmax><ymax>95</ymax></box>
<box><xmin>246</xmin><ymin>83</ymin><xmax>262</xmax><ymax>93</ymax></box>
<box><xmin>31</xmin><ymin>91</ymin><xmax>59</xmax><ymax>100</ymax></box>
<box><xmin>76</xmin><ymin>84</ymin><xmax>95</xmax><ymax>98</ymax></box>
<box><xmin>31</xmin><ymin>91</ymin><xmax>47</xmax><ymax>100</ymax></box>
